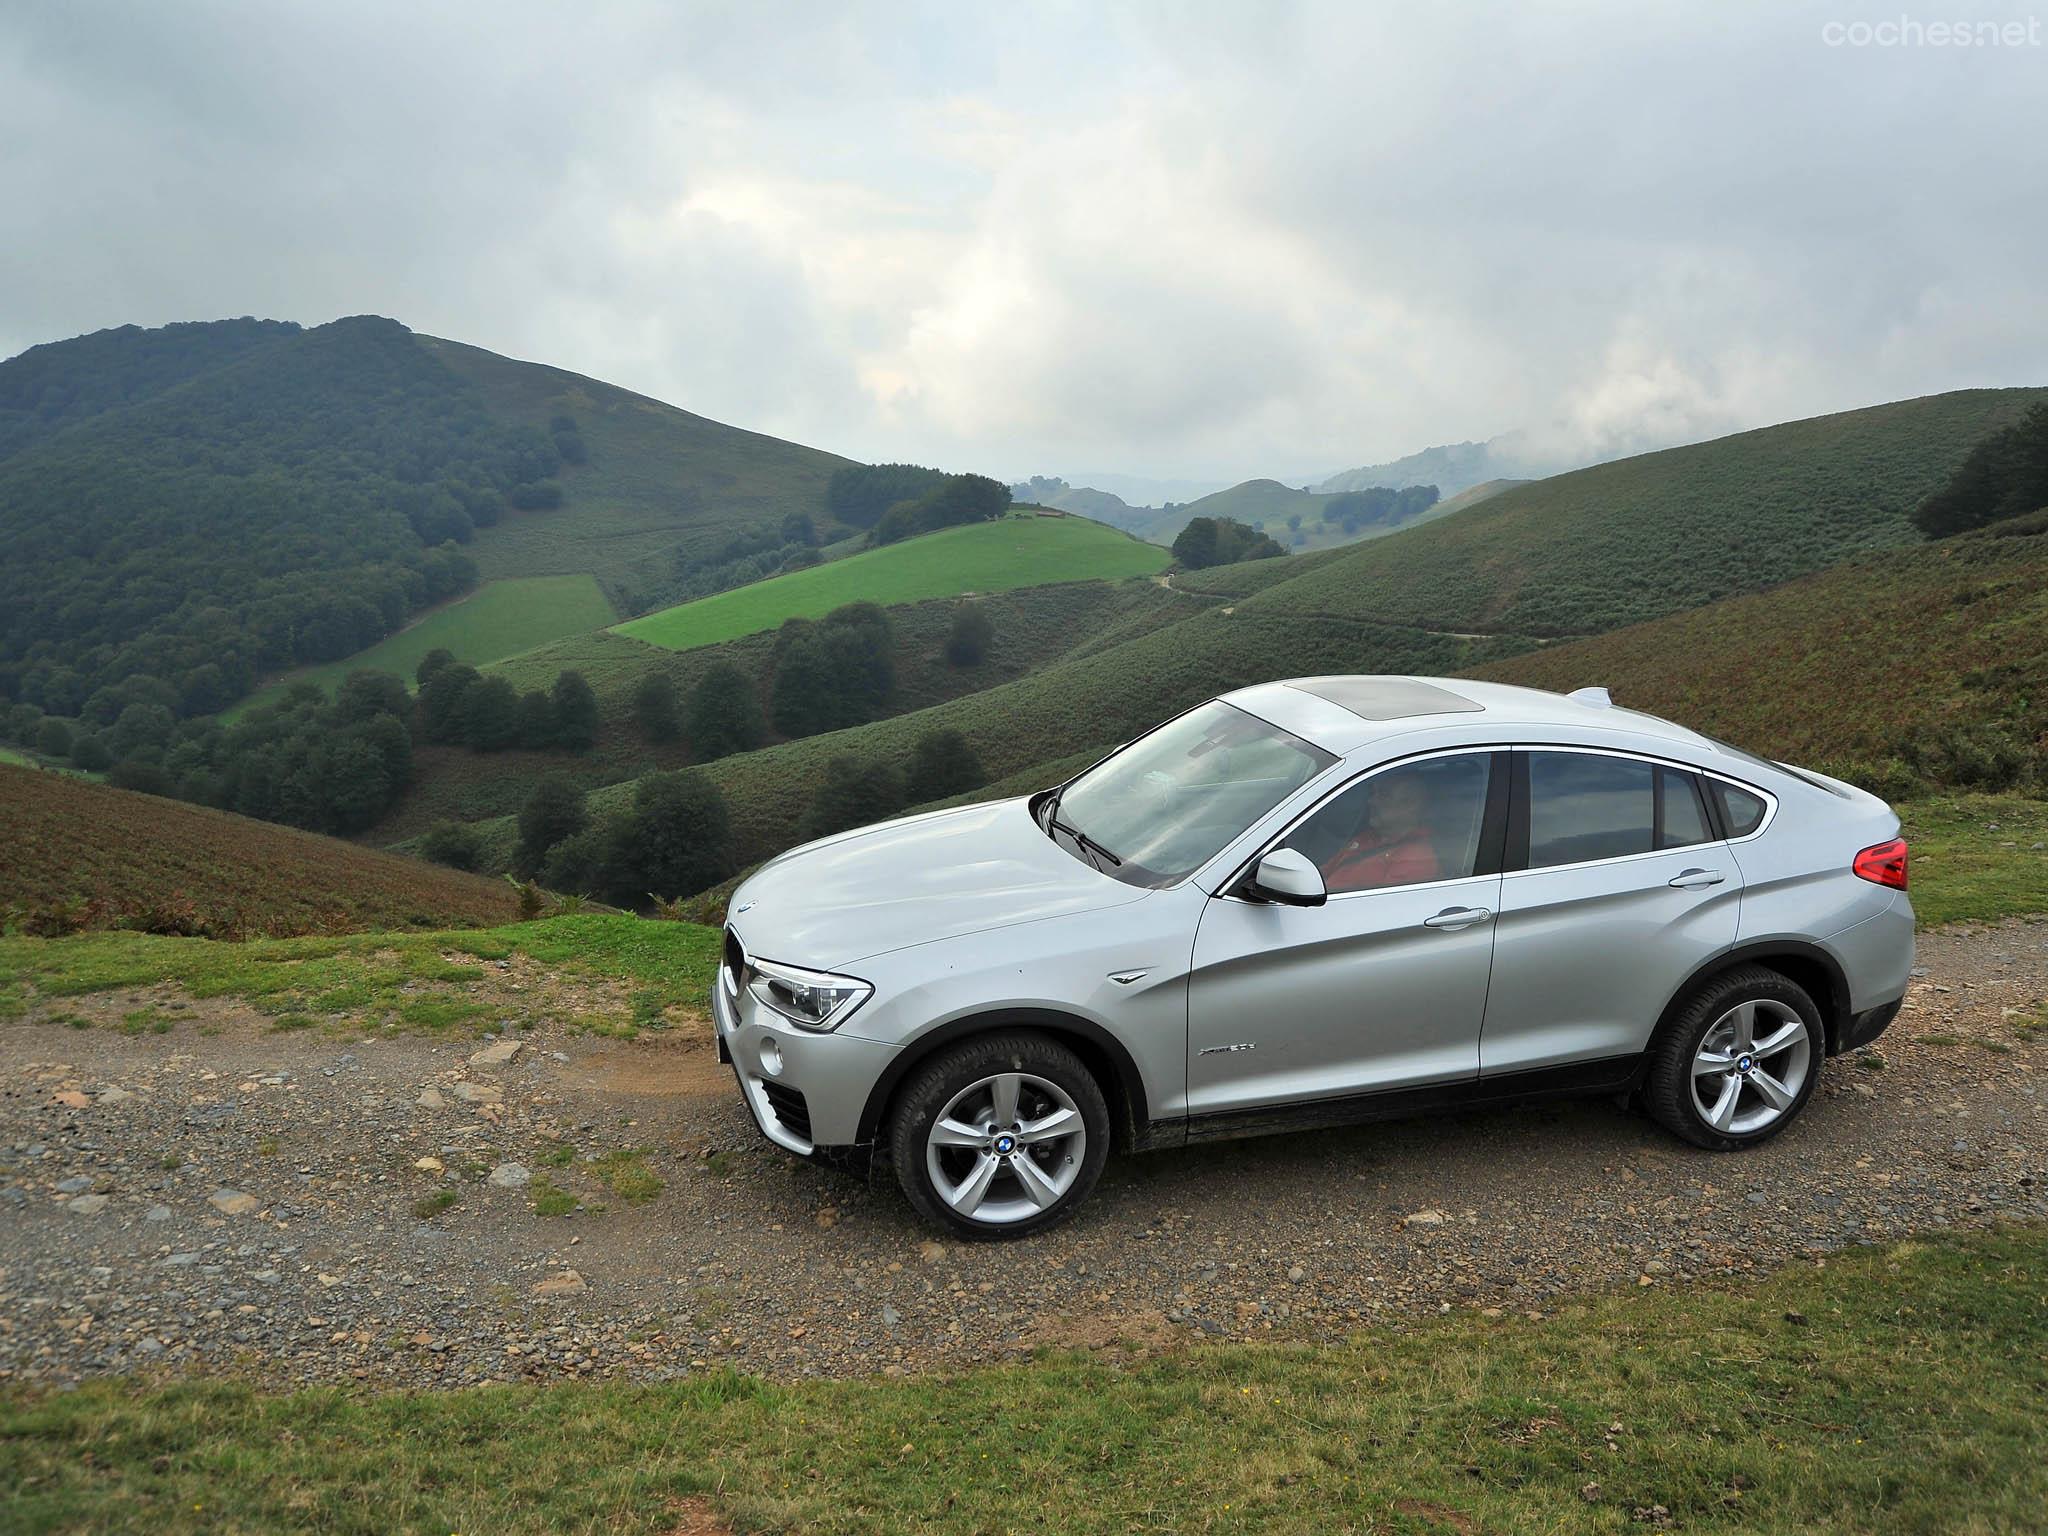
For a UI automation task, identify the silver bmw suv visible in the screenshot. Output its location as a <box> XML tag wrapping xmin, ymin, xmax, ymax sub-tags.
<box><xmin>714</xmin><ymin>677</ymin><xmax>1913</xmax><ymax>1237</ymax></box>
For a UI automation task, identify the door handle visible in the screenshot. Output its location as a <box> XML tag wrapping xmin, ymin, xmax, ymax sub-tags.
<box><xmin>1669</xmin><ymin>868</ymin><xmax>1726</xmax><ymax>890</ymax></box>
<box><xmin>1422</xmin><ymin>906</ymin><xmax>1492</xmax><ymax>929</ymax></box>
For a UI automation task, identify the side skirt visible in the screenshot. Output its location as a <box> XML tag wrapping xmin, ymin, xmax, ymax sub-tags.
<box><xmin>1166</xmin><ymin>1055</ymin><xmax>1646</xmax><ymax>1147</ymax></box>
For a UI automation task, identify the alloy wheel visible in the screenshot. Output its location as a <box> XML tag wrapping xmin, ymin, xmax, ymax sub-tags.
<box><xmin>1689</xmin><ymin>998</ymin><xmax>1812</xmax><ymax>1136</ymax></box>
<box><xmin>924</xmin><ymin>1071</ymin><xmax>1088</xmax><ymax>1225</ymax></box>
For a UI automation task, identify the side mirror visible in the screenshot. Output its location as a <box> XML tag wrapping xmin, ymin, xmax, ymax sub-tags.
<box><xmin>1246</xmin><ymin>847</ymin><xmax>1326</xmax><ymax>906</ymax></box>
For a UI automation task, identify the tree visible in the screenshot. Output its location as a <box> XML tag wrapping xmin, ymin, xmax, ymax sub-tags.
<box><xmin>458</xmin><ymin>676</ymin><xmax>521</xmax><ymax>751</ymax></box>
<box><xmin>540</xmin><ymin>821</ymin><xmax>622</xmax><ymax>897</ymax></box>
<box><xmin>332</xmin><ymin>669</ymin><xmax>410</xmax><ymax>724</ymax></box>
<box><xmin>420</xmin><ymin>821</ymin><xmax>484</xmax><ymax>870</ymax></box>
<box><xmin>419</xmin><ymin>663</ymin><xmax>481</xmax><ymax>741</ymax></box>
<box><xmin>516</xmin><ymin>774</ymin><xmax>588</xmax><ymax>876</ymax></box>
<box><xmin>906</xmin><ymin>730</ymin><xmax>984</xmax><ymax>804</ymax></box>
<box><xmin>1171</xmin><ymin>516</ymin><xmax>1221</xmax><ymax>569</ymax></box>
<box><xmin>69</xmin><ymin>733</ymin><xmax>113</xmax><ymax>771</ymax></box>
<box><xmin>825</xmin><ymin>462</ymin><xmax>950</xmax><ymax>529</ymax></box>
<box><xmin>416</xmin><ymin>648</ymin><xmax>459</xmax><ymax>686</ymax></box>
<box><xmin>621</xmin><ymin>771</ymin><xmax>734</xmax><ymax>902</ymax></box>
<box><xmin>685</xmin><ymin>663</ymin><xmax>763</xmax><ymax>761</ymax></box>
<box><xmin>1172</xmin><ymin>515</ymin><xmax>1284</xmax><ymax>569</ymax></box>
<box><xmin>800</xmin><ymin>756</ymin><xmax>906</xmax><ymax>840</ymax></box>
<box><xmin>551</xmin><ymin>670</ymin><xmax>599</xmax><ymax>752</ymax></box>
<box><xmin>110</xmin><ymin>702</ymin><xmax>176</xmax><ymax>759</ymax></box>
<box><xmin>320</xmin><ymin>736</ymin><xmax>395</xmax><ymax>833</ymax></box>
<box><xmin>944</xmin><ymin>605</ymin><xmax>994</xmax><ymax>666</ymax></box>
<box><xmin>769</xmin><ymin>609</ymin><xmax>895</xmax><ymax>738</ymax></box>
<box><xmin>1914</xmin><ymin>403</ymin><xmax>2048</xmax><ymax>536</ymax></box>
<box><xmin>632</xmin><ymin>672</ymin><xmax>682</xmax><ymax>744</ymax></box>
<box><xmin>517</xmin><ymin>689</ymin><xmax>557</xmax><ymax>750</ymax></box>
<box><xmin>869</xmin><ymin>473</ymin><xmax>1012</xmax><ymax>546</ymax></box>
<box><xmin>35</xmin><ymin>717</ymin><xmax>73</xmax><ymax>758</ymax></box>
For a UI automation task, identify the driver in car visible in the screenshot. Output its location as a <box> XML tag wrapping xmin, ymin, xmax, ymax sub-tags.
<box><xmin>1319</xmin><ymin>771</ymin><xmax>1440</xmax><ymax>891</ymax></box>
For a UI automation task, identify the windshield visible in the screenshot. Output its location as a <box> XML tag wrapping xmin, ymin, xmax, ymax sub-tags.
<box><xmin>1045</xmin><ymin>700</ymin><xmax>1336</xmax><ymax>887</ymax></box>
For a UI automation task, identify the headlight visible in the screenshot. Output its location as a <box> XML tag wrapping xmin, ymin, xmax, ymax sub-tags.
<box><xmin>745</xmin><ymin>958</ymin><xmax>872</xmax><ymax>1033</ymax></box>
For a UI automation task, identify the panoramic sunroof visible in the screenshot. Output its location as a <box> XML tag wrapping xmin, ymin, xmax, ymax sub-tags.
<box><xmin>1285</xmin><ymin>677</ymin><xmax>1483</xmax><ymax>721</ymax></box>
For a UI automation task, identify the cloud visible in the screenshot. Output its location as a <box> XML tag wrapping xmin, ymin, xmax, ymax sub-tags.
<box><xmin>2</xmin><ymin>0</ymin><xmax>2044</xmax><ymax>480</ymax></box>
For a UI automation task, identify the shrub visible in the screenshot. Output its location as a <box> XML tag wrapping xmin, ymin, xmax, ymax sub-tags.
<box><xmin>945</xmin><ymin>605</ymin><xmax>994</xmax><ymax>667</ymax></box>
<box><xmin>34</xmin><ymin>718</ymin><xmax>73</xmax><ymax>759</ymax></box>
<box><xmin>800</xmin><ymin>756</ymin><xmax>906</xmax><ymax>841</ymax></box>
<box><xmin>516</xmin><ymin>775</ymin><xmax>588</xmax><ymax>876</ymax></box>
<box><xmin>632</xmin><ymin>672</ymin><xmax>682</xmax><ymax>744</ymax></box>
<box><xmin>68</xmin><ymin>733</ymin><xmax>113</xmax><ymax>771</ymax></box>
<box><xmin>420</xmin><ymin>821</ymin><xmax>485</xmax><ymax>871</ymax></box>
<box><xmin>685</xmin><ymin>663</ymin><xmax>763</xmax><ymax>761</ymax></box>
<box><xmin>551</xmin><ymin>670</ymin><xmax>599</xmax><ymax>752</ymax></box>
<box><xmin>906</xmin><ymin>729</ymin><xmax>985</xmax><ymax>804</ymax></box>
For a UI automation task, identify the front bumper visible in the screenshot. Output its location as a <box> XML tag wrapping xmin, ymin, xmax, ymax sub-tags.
<box><xmin>712</xmin><ymin>962</ymin><xmax>896</xmax><ymax>1153</ymax></box>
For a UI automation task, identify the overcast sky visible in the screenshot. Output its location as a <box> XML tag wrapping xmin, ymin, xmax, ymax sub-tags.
<box><xmin>4</xmin><ymin>1</ymin><xmax>2045</xmax><ymax>484</ymax></box>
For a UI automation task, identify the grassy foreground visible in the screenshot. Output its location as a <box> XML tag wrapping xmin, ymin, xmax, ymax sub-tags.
<box><xmin>614</xmin><ymin>515</ymin><xmax>1168</xmax><ymax>652</ymax></box>
<box><xmin>5</xmin><ymin>1225</ymin><xmax>2045</xmax><ymax>1534</ymax></box>
<box><xmin>0</xmin><ymin>914</ymin><xmax>719</xmax><ymax>1034</ymax></box>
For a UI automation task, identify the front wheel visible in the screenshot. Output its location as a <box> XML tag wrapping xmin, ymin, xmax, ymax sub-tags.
<box><xmin>1645</xmin><ymin>964</ymin><xmax>1823</xmax><ymax>1150</ymax></box>
<box><xmin>888</xmin><ymin>1032</ymin><xmax>1109</xmax><ymax>1239</ymax></box>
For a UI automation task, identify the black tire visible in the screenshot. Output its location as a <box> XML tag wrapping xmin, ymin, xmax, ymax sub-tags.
<box><xmin>1645</xmin><ymin>963</ymin><xmax>1824</xmax><ymax>1150</ymax></box>
<box><xmin>888</xmin><ymin>1031</ymin><xmax>1110</xmax><ymax>1240</ymax></box>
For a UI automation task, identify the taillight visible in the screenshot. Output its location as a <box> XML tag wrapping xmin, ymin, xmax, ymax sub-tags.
<box><xmin>1853</xmin><ymin>838</ymin><xmax>1909</xmax><ymax>890</ymax></box>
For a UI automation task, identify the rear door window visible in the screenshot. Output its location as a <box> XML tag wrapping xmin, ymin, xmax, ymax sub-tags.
<box><xmin>1525</xmin><ymin>752</ymin><xmax>1655</xmax><ymax>868</ymax></box>
<box><xmin>1657</xmin><ymin>767</ymin><xmax>1713</xmax><ymax>850</ymax></box>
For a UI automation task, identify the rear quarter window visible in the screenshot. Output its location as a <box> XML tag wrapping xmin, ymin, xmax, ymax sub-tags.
<box><xmin>1713</xmin><ymin>782</ymin><xmax>1770</xmax><ymax>837</ymax></box>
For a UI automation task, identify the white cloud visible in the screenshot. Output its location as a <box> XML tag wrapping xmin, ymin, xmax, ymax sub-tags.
<box><xmin>2</xmin><ymin>0</ymin><xmax>2044</xmax><ymax>480</ymax></box>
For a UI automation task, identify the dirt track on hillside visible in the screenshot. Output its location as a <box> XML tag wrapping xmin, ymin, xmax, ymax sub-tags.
<box><xmin>3</xmin><ymin>922</ymin><xmax>2043</xmax><ymax>1387</ymax></box>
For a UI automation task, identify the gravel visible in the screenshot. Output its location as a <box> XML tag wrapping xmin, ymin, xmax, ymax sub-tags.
<box><xmin>2</xmin><ymin>919</ymin><xmax>2044</xmax><ymax>1388</ymax></box>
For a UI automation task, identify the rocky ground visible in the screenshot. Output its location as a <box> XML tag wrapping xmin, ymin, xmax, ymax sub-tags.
<box><xmin>3</xmin><ymin>922</ymin><xmax>2044</xmax><ymax>1387</ymax></box>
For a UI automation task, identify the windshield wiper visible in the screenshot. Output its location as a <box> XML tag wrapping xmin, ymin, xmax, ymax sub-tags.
<box><xmin>1042</xmin><ymin>788</ymin><xmax>1123</xmax><ymax>869</ymax></box>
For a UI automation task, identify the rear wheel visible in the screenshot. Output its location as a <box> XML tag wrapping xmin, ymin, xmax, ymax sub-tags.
<box><xmin>1645</xmin><ymin>965</ymin><xmax>1822</xmax><ymax>1150</ymax></box>
<box><xmin>889</xmin><ymin>1032</ymin><xmax>1109</xmax><ymax>1239</ymax></box>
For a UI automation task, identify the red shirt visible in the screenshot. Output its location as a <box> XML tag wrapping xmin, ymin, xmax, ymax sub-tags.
<box><xmin>1320</xmin><ymin>829</ymin><xmax>1440</xmax><ymax>892</ymax></box>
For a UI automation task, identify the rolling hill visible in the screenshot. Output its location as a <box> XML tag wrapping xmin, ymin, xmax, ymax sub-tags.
<box><xmin>444</xmin><ymin>385</ymin><xmax>2048</xmax><ymax>890</ymax></box>
<box><xmin>612</xmin><ymin>513</ymin><xmax>1168</xmax><ymax>652</ymax></box>
<box><xmin>0</xmin><ymin>316</ymin><xmax>849</xmax><ymax>722</ymax></box>
<box><xmin>1078</xmin><ymin>476</ymin><xmax>1461</xmax><ymax>554</ymax></box>
<box><xmin>1236</xmin><ymin>387</ymin><xmax>2048</xmax><ymax>637</ymax></box>
<box><xmin>1469</xmin><ymin>509</ymin><xmax>2048</xmax><ymax>788</ymax></box>
<box><xmin>0</xmin><ymin>762</ymin><xmax>521</xmax><ymax>938</ymax></box>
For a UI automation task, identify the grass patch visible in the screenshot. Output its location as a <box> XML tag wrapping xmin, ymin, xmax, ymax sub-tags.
<box><xmin>410</xmin><ymin>1189</ymin><xmax>458</xmax><ymax>1221</ymax></box>
<box><xmin>230</xmin><ymin>575</ymin><xmax>617</xmax><ymax>717</ymax></box>
<box><xmin>615</xmin><ymin>515</ymin><xmax>1168</xmax><ymax>652</ymax></box>
<box><xmin>538</xmin><ymin>1144</ymin><xmax>576</xmax><ymax>1170</ymax></box>
<box><xmin>116</xmin><ymin>1007</ymin><xmax>172</xmax><ymax>1036</ymax></box>
<box><xmin>0</xmin><ymin>914</ymin><xmax>719</xmax><ymax>1028</ymax></box>
<box><xmin>4</xmin><ymin>1226</ymin><xmax>2046</xmax><ymax>1533</ymax></box>
<box><xmin>589</xmin><ymin>1149</ymin><xmax>663</xmax><ymax>1206</ymax></box>
<box><xmin>530</xmin><ymin>1178</ymin><xmax>578</xmax><ymax>1217</ymax></box>
<box><xmin>1894</xmin><ymin>794</ymin><xmax>2048</xmax><ymax>926</ymax></box>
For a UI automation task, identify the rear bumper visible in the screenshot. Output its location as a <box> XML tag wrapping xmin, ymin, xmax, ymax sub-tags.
<box><xmin>1837</xmin><ymin>996</ymin><xmax>1902</xmax><ymax>1055</ymax></box>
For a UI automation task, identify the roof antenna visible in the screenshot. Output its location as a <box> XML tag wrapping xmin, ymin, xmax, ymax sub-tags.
<box><xmin>1567</xmin><ymin>686</ymin><xmax>1613</xmax><ymax>708</ymax></box>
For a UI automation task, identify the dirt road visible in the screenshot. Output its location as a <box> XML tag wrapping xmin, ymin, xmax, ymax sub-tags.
<box><xmin>3</xmin><ymin>922</ymin><xmax>2042</xmax><ymax>1386</ymax></box>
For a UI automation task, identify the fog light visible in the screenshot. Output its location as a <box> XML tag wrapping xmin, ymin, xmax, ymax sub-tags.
<box><xmin>759</xmin><ymin>1038</ymin><xmax>784</xmax><ymax>1077</ymax></box>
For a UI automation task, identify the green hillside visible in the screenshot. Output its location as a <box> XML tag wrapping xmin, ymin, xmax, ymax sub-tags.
<box><xmin>375</xmin><ymin>578</ymin><xmax>1192</xmax><ymax>843</ymax></box>
<box><xmin>613</xmin><ymin>514</ymin><xmax>1168</xmax><ymax>652</ymax></box>
<box><xmin>423</xmin><ymin>336</ymin><xmax>849</xmax><ymax>604</ymax></box>
<box><xmin>446</xmin><ymin>386</ymin><xmax>2048</xmax><ymax>892</ymax></box>
<box><xmin>1470</xmin><ymin>510</ymin><xmax>2048</xmax><ymax>789</ymax></box>
<box><xmin>0</xmin><ymin>317</ymin><xmax>854</xmax><ymax>725</ymax></box>
<box><xmin>1102</xmin><ymin>476</ymin><xmax>1456</xmax><ymax>553</ymax></box>
<box><xmin>231</xmin><ymin>575</ymin><xmax>616</xmax><ymax>717</ymax></box>
<box><xmin>1238</xmin><ymin>388</ymin><xmax>2048</xmax><ymax>637</ymax></box>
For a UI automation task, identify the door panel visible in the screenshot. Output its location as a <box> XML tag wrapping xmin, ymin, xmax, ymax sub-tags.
<box><xmin>1480</xmin><ymin>750</ymin><xmax>1740</xmax><ymax>1074</ymax></box>
<box><xmin>1187</xmin><ymin>874</ymin><xmax>1501</xmax><ymax>1115</ymax></box>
